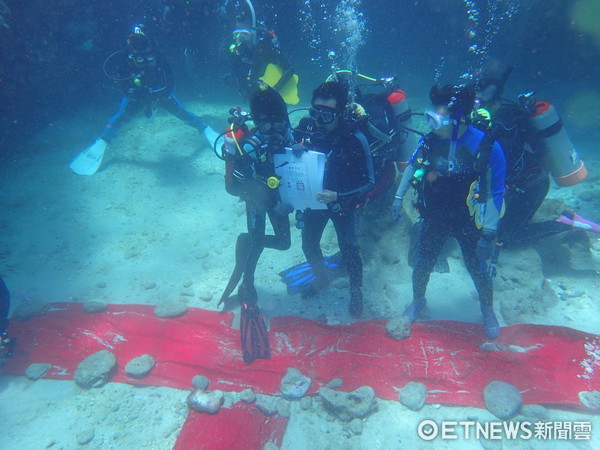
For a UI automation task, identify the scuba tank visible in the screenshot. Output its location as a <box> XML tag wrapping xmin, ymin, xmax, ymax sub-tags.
<box><xmin>387</xmin><ymin>89</ymin><xmax>418</xmax><ymax>165</ymax></box>
<box><xmin>528</xmin><ymin>100</ymin><xmax>588</xmax><ymax>187</ymax></box>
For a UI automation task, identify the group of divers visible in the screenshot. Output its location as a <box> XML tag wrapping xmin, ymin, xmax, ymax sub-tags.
<box><xmin>3</xmin><ymin>8</ymin><xmax>600</xmax><ymax>366</ymax></box>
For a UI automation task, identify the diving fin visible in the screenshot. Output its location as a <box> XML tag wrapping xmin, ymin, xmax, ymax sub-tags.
<box><xmin>203</xmin><ymin>126</ymin><xmax>223</xmax><ymax>150</ymax></box>
<box><xmin>279</xmin><ymin>252</ymin><xmax>343</xmax><ymax>294</ymax></box>
<box><xmin>69</xmin><ymin>138</ymin><xmax>107</xmax><ymax>176</ymax></box>
<box><xmin>556</xmin><ymin>211</ymin><xmax>600</xmax><ymax>234</ymax></box>
<box><xmin>239</xmin><ymin>283</ymin><xmax>270</xmax><ymax>364</ymax></box>
<box><xmin>258</xmin><ymin>63</ymin><xmax>299</xmax><ymax>105</ymax></box>
<box><xmin>218</xmin><ymin>233</ymin><xmax>251</xmax><ymax>308</ymax></box>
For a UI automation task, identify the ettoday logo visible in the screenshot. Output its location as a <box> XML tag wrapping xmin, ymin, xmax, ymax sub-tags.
<box><xmin>417</xmin><ymin>420</ymin><xmax>592</xmax><ymax>441</ymax></box>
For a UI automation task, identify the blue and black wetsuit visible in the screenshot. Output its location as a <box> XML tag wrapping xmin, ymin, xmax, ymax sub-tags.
<box><xmin>409</xmin><ymin>126</ymin><xmax>505</xmax><ymax>308</ymax></box>
<box><xmin>301</xmin><ymin>128</ymin><xmax>375</xmax><ymax>290</ymax></box>
<box><xmin>100</xmin><ymin>53</ymin><xmax>206</xmax><ymax>142</ymax></box>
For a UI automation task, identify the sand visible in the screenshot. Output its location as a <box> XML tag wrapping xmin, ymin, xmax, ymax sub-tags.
<box><xmin>0</xmin><ymin>99</ymin><xmax>598</xmax><ymax>448</ymax></box>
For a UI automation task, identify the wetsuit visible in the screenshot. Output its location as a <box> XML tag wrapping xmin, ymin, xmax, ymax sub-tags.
<box><xmin>479</xmin><ymin>103</ymin><xmax>568</xmax><ymax>244</ymax></box>
<box><xmin>225</xmin><ymin>129</ymin><xmax>293</xmax><ymax>298</ymax></box>
<box><xmin>408</xmin><ymin>126</ymin><xmax>505</xmax><ymax>309</ymax></box>
<box><xmin>301</xmin><ymin>128</ymin><xmax>375</xmax><ymax>291</ymax></box>
<box><xmin>226</xmin><ymin>29</ymin><xmax>294</xmax><ymax>101</ymax></box>
<box><xmin>100</xmin><ymin>53</ymin><xmax>206</xmax><ymax>142</ymax></box>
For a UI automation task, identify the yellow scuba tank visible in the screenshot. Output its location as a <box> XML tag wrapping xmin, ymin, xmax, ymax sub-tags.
<box><xmin>387</xmin><ymin>90</ymin><xmax>418</xmax><ymax>166</ymax></box>
<box><xmin>529</xmin><ymin>101</ymin><xmax>588</xmax><ymax>187</ymax></box>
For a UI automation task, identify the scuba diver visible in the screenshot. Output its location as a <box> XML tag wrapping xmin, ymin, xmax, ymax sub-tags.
<box><xmin>280</xmin><ymin>71</ymin><xmax>419</xmax><ymax>294</ymax></box>
<box><xmin>288</xmin><ymin>81</ymin><xmax>375</xmax><ymax>318</ymax></box>
<box><xmin>392</xmin><ymin>84</ymin><xmax>506</xmax><ymax>339</ymax></box>
<box><xmin>221</xmin><ymin>0</ymin><xmax>298</xmax><ymax>105</ymax></box>
<box><xmin>472</xmin><ymin>68</ymin><xmax>599</xmax><ymax>245</ymax></box>
<box><xmin>1</xmin><ymin>276</ymin><xmax>15</xmax><ymax>359</ymax></box>
<box><xmin>70</xmin><ymin>25</ymin><xmax>219</xmax><ymax>176</ymax></box>
<box><xmin>219</xmin><ymin>86</ymin><xmax>293</xmax><ymax>364</ymax></box>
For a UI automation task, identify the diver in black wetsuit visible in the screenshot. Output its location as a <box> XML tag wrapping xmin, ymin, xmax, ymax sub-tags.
<box><xmin>0</xmin><ymin>276</ymin><xmax>15</xmax><ymax>358</ymax></box>
<box><xmin>392</xmin><ymin>84</ymin><xmax>506</xmax><ymax>339</ymax></box>
<box><xmin>220</xmin><ymin>86</ymin><xmax>293</xmax><ymax>364</ymax></box>
<box><xmin>473</xmin><ymin>73</ymin><xmax>598</xmax><ymax>245</ymax></box>
<box><xmin>295</xmin><ymin>81</ymin><xmax>375</xmax><ymax>318</ymax></box>
<box><xmin>220</xmin><ymin>0</ymin><xmax>296</xmax><ymax>103</ymax></box>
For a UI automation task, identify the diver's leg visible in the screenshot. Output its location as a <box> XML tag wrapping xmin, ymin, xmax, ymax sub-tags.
<box><xmin>99</xmin><ymin>97</ymin><xmax>141</xmax><ymax>142</ymax></box>
<box><xmin>407</xmin><ymin>218</ymin><xmax>448</xmax><ymax>322</ymax></box>
<box><xmin>265</xmin><ymin>208</ymin><xmax>291</xmax><ymax>251</ymax></box>
<box><xmin>161</xmin><ymin>95</ymin><xmax>207</xmax><ymax>130</ymax></box>
<box><xmin>239</xmin><ymin>202</ymin><xmax>267</xmax><ymax>296</ymax></box>
<box><xmin>331</xmin><ymin>211</ymin><xmax>363</xmax><ymax>317</ymax></box>
<box><xmin>457</xmin><ymin>222</ymin><xmax>499</xmax><ymax>339</ymax></box>
<box><xmin>301</xmin><ymin>209</ymin><xmax>330</xmax><ymax>294</ymax></box>
<box><xmin>237</xmin><ymin>204</ymin><xmax>271</xmax><ymax>364</ymax></box>
<box><xmin>499</xmin><ymin>177</ymin><xmax>550</xmax><ymax>245</ymax></box>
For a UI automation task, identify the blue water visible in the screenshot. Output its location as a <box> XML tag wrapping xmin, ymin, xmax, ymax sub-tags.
<box><xmin>0</xmin><ymin>0</ymin><xmax>599</xmax><ymax>448</ymax></box>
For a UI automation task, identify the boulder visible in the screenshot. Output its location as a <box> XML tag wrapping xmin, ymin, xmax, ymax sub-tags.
<box><xmin>74</xmin><ymin>350</ymin><xmax>116</xmax><ymax>389</ymax></box>
<box><xmin>318</xmin><ymin>386</ymin><xmax>377</xmax><ymax>422</ymax></box>
<box><xmin>483</xmin><ymin>381</ymin><xmax>522</xmax><ymax>420</ymax></box>
<box><xmin>280</xmin><ymin>368</ymin><xmax>311</xmax><ymax>399</ymax></box>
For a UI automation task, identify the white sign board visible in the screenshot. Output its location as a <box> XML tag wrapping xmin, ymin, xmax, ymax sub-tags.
<box><xmin>273</xmin><ymin>149</ymin><xmax>326</xmax><ymax>210</ymax></box>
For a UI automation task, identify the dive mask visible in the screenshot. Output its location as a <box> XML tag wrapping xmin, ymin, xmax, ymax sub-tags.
<box><xmin>309</xmin><ymin>105</ymin><xmax>337</xmax><ymax>125</ymax></box>
<box><xmin>257</xmin><ymin>120</ymin><xmax>286</xmax><ymax>135</ymax></box>
<box><xmin>424</xmin><ymin>110</ymin><xmax>453</xmax><ymax>130</ymax></box>
<box><xmin>131</xmin><ymin>54</ymin><xmax>156</xmax><ymax>65</ymax></box>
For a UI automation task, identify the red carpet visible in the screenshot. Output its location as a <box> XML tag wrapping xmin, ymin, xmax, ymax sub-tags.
<box><xmin>1</xmin><ymin>302</ymin><xmax>598</xmax><ymax>410</ymax></box>
<box><xmin>173</xmin><ymin>403</ymin><xmax>288</xmax><ymax>450</ymax></box>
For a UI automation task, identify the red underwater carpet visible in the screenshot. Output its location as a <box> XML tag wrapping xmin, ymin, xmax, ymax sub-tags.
<box><xmin>1</xmin><ymin>303</ymin><xmax>598</xmax><ymax>447</ymax></box>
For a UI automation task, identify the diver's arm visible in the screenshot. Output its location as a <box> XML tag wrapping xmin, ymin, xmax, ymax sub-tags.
<box><xmin>394</xmin><ymin>139</ymin><xmax>423</xmax><ymax>199</ymax></box>
<box><xmin>489</xmin><ymin>141</ymin><xmax>507</xmax><ymax>213</ymax></box>
<box><xmin>478</xmin><ymin>141</ymin><xmax>507</xmax><ymax>235</ymax></box>
<box><xmin>394</xmin><ymin>164</ymin><xmax>416</xmax><ymax>200</ymax></box>
<box><xmin>337</xmin><ymin>131</ymin><xmax>375</xmax><ymax>199</ymax></box>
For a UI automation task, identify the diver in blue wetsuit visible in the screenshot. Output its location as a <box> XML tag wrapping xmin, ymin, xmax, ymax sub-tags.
<box><xmin>70</xmin><ymin>25</ymin><xmax>218</xmax><ymax>175</ymax></box>
<box><xmin>100</xmin><ymin>26</ymin><xmax>211</xmax><ymax>143</ymax></box>
<box><xmin>392</xmin><ymin>84</ymin><xmax>506</xmax><ymax>339</ymax></box>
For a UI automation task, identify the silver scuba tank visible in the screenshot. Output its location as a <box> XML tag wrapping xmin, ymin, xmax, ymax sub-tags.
<box><xmin>529</xmin><ymin>101</ymin><xmax>588</xmax><ymax>187</ymax></box>
<box><xmin>387</xmin><ymin>90</ymin><xmax>418</xmax><ymax>165</ymax></box>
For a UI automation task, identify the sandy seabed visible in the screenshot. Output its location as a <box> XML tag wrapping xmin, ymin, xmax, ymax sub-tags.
<box><xmin>0</xmin><ymin>100</ymin><xmax>598</xmax><ymax>449</ymax></box>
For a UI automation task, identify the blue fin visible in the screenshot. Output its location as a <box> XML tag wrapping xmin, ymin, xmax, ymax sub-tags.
<box><xmin>279</xmin><ymin>252</ymin><xmax>343</xmax><ymax>294</ymax></box>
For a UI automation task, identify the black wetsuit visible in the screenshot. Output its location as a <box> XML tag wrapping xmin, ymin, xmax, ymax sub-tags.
<box><xmin>410</xmin><ymin>127</ymin><xmax>505</xmax><ymax>308</ymax></box>
<box><xmin>301</xmin><ymin>128</ymin><xmax>375</xmax><ymax>290</ymax></box>
<box><xmin>0</xmin><ymin>276</ymin><xmax>10</xmax><ymax>334</ymax></box>
<box><xmin>226</xmin><ymin>129</ymin><xmax>292</xmax><ymax>299</ymax></box>
<box><xmin>484</xmin><ymin>103</ymin><xmax>569</xmax><ymax>244</ymax></box>
<box><xmin>101</xmin><ymin>53</ymin><xmax>206</xmax><ymax>142</ymax></box>
<box><xmin>225</xmin><ymin>29</ymin><xmax>294</xmax><ymax>101</ymax></box>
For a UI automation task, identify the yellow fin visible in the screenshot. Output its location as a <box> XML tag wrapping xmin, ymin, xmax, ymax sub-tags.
<box><xmin>259</xmin><ymin>63</ymin><xmax>300</xmax><ymax>105</ymax></box>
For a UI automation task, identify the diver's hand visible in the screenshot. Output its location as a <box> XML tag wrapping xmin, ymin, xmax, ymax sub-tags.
<box><xmin>476</xmin><ymin>235</ymin><xmax>494</xmax><ymax>261</ymax></box>
<box><xmin>317</xmin><ymin>190</ymin><xmax>337</xmax><ymax>204</ymax></box>
<box><xmin>391</xmin><ymin>197</ymin><xmax>403</xmax><ymax>222</ymax></box>
<box><xmin>292</xmin><ymin>143</ymin><xmax>305</xmax><ymax>158</ymax></box>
